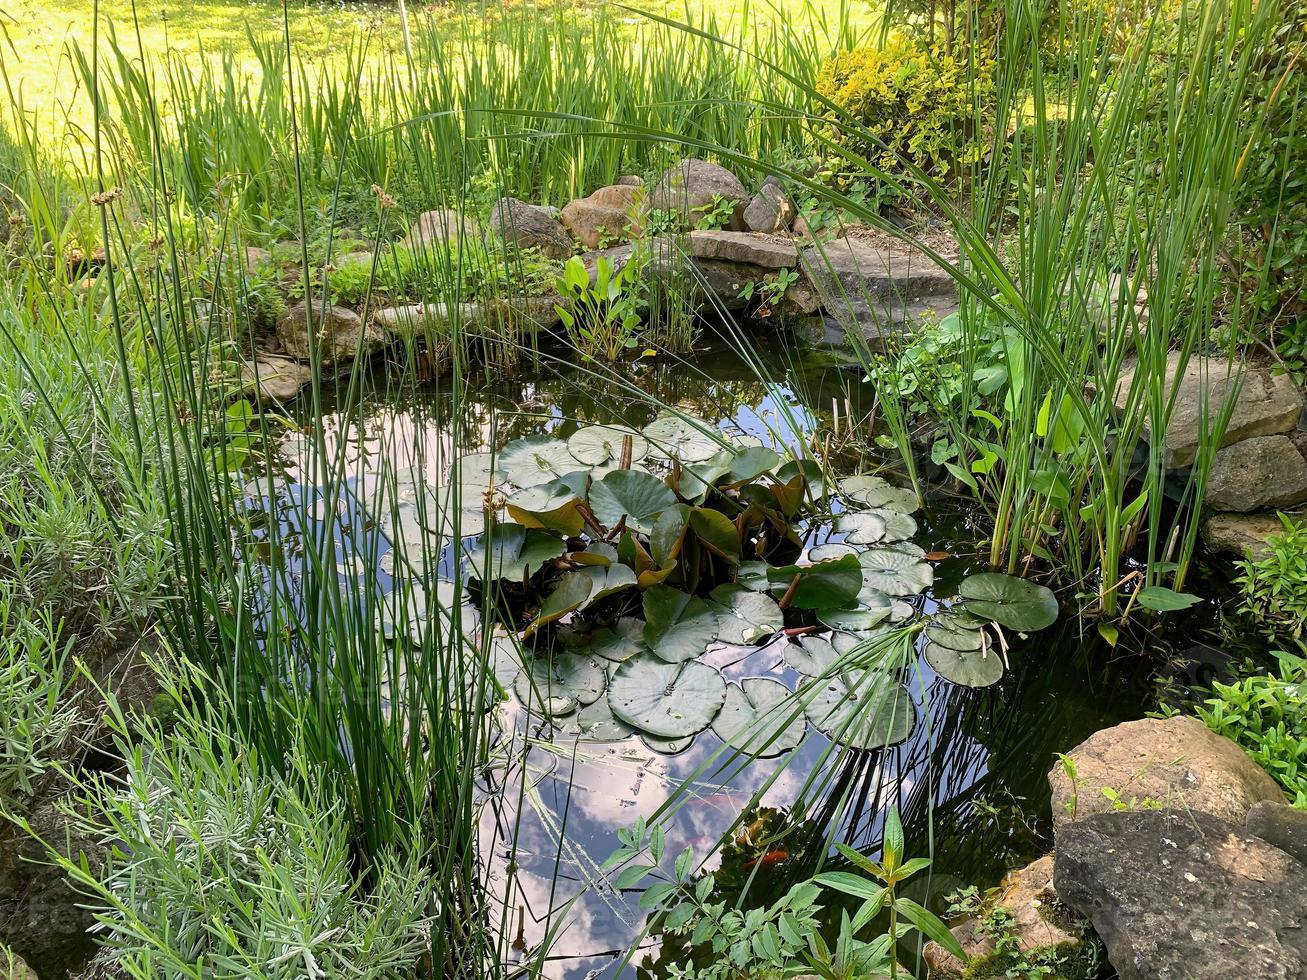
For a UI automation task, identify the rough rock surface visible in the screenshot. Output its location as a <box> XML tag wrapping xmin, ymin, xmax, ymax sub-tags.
<box><xmin>649</xmin><ymin>159</ymin><xmax>749</xmax><ymax>231</ymax></box>
<box><xmin>1246</xmin><ymin>800</ymin><xmax>1307</xmax><ymax>865</ymax></box>
<box><xmin>401</xmin><ymin>208</ymin><xmax>482</xmax><ymax>250</ymax></box>
<box><xmin>1205</xmin><ymin>434</ymin><xmax>1307</xmax><ymax>512</ymax></box>
<box><xmin>373</xmin><ymin>295</ymin><xmax>562</xmax><ymax>341</ymax></box>
<box><xmin>489</xmin><ymin>197</ymin><xmax>572</xmax><ymax>258</ymax></box>
<box><xmin>1113</xmin><ymin>353</ymin><xmax>1302</xmax><ymax>469</ymax></box>
<box><xmin>241</xmin><ymin>245</ymin><xmax>272</xmax><ymax>274</ymax></box>
<box><xmin>1202</xmin><ymin>511</ymin><xmax>1290</xmax><ymax>561</ymax></box>
<box><xmin>560</xmin><ymin>185</ymin><xmax>647</xmax><ymax>248</ymax></box>
<box><xmin>1054</xmin><ymin>809</ymin><xmax>1307</xmax><ymax>980</ymax></box>
<box><xmin>923</xmin><ymin>855</ymin><xmax>1086</xmax><ymax>978</ymax></box>
<box><xmin>1048</xmin><ymin>715</ymin><xmax>1285</xmax><ymax>831</ymax></box>
<box><xmin>239</xmin><ymin>353</ymin><xmax>312</xmax><ymax>404</ymax></box>
<box><xmin>276</xmin><ymin>299</ymin><xmax>384</xmax><ymax>365</ymax></box>
<box><xmin>688</xmin><ymin>230</ymin><xmax>798</xmax><ymax>269</ymax></box>
<box><xmin>743</xmin><ymin>176</ymin><xmax>795</xmax><ymax>233</ymax></box>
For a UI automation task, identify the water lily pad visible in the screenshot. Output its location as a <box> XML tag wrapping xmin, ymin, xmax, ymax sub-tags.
<box><xmin>589</xmin><ymin>469</ymin><xmax>678</xmax><ymax>534</ymax></box>
<box><xmin>766</xmin><ymin>555</ymin><xmax>863</xmax><ymax>610</ymax></box>
<box><xmin>464</xmin><ymin>524</ymin><xmax>565</xmax><ymax>582</ymax></box>
<box><xmin>725</xmin><ymin>447</ymin><xmax>782</xmax><ymax>484</ymax></box>
<box><xmin>838</xmin><ymin>474</ymin><xmax>919</xmax><ymax>514</ymax></box>
<box><xmin>785</xmin><ymin>631</ymin><xmax>863</xmax><ymax>676</ymax></box>
<box><xmin>958</xmin><ymin>573</ymin><xmax>1058</xmax><ymax>632</ymax></box>
<box><xmin>689</xmin><ymin>507</ymin><xmax>741</xmax><ymax>564</ymax></box>
<box><xmin>556</xmin><ymin>696</ymin><xmax>636</xmax><ymax>741</ymax></box>
<box><xmin>807</xmin><ymin>543</ymin><xmax>856</xmax><ymax>562</ymax></box>
<box><xmin>578</xmin><ymin>561</ymin><xmax>638</xmax><ymax>603</ymax></box>
<box><xmin>849</xmin><ymin>507</ymin><xmax>918</xmax><ymax>543</ymax></box>
<box><xmin>777</xmin><ymin>458</ymin><xmax>826</xmax><ymax>499</ymax></box>
<box><xmin>736</xmin><ymin>561</ymin><xmax>771</xmax><ymax>591</ymax></box>
<box><xmin>507</xmin><ymin>481</ymin><xmax>584</xmax><ymax>536</ymax></box>
<box><xmin>832</xmin><ymin>512</ymin><xmax>887</xmax><ymax>545</ymax></box>
<box><xmin>608</xmin><ymin>655</ymin><xmax>727</xmax><ymax>738</ymax></box>
<box><xmin>858</xmin><ymin>549</ymin><xmax>933</xmax><ymax>597</ymax></box>
<box><xmin>644</xmin><ymin>584</ymin><xmax>720</xmax><ymax>662</ymax></box>
<box><xmin>568</xmin><ymin>425</ymin><xmax>650</xmax><ymax>466</ymax></box>
<box><xmin>643</xmin><ymin>415</ymin><xmax>722</xmax><ymax>462</ymax></box>
<box><xmin>924</xmin><ymin>641</ymin><xmax>1004</xmax><ymax>688</ymax></box>
<box><xmin>486</xmin><ymin>631</ymin><xmax>526</xmax><ymax>693</ymax></box>
<box><xmin>525</xmin><ymin>570</ymin><xmax>592</xmax><ymax>636</ymax></box>
<box><xmin>802</xmin><ymin>669</ymin><xmax>914</xmax><ymax>749</ymax></box>
<box><xmin>588</xmin><ymin>617</ymin><xmax>650</xmax><ymax>662</ymax></box>
<box><xmin>858</xmin><ymin>588</ymin><xmax>917</xmax><ymax>623</ymax></box>
<box><xmin>924</xmin><ymin>613</ymin><xmax>985</xmax><ymax>651</ymax></box>
<box><xmin>514</xmin><ymin>652</ymin><xmax>607</xmax><ymax>717</ymax></box>
<box><xmin>710</xmin><ymin>583</ymin><xmax>784</xmax><ymax>645</ymax></box>
<box><xmin>446</xmin><ymin>452</ymin><xmax>499</xmax><ymax>493</ymax></box>
<box><xmin>641</xmin><ymin>733</ymin><xmax>694</xmax><ymax>754</ymax></box>
<box><xmin>817</xmin><ymin>605</ymin><xmax>890</xmax><ymax>631</ymax></box>
<box><xmin>711</xmin><ymin>677</ymin><xmax>806</xmax><ymax>757</ymax></box>
<box><xmin>498</xmin><ymin>436</ymin><xmax>580</xmax><ymax>487</ymax></box>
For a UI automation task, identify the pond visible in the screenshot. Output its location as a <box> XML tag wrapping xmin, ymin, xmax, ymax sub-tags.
<box><xmin>251</xmin><ymin>329</ymin><xmax>1169</xmax><ymax>978</ymax></box>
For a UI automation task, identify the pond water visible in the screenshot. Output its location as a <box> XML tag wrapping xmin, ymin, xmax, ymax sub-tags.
<box><xmin>260</xmin><ymin>330</ymin><xmax>1171</xmax><ymax>978</ymax></box>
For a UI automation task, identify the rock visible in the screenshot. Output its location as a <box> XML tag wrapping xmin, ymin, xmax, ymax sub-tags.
<box><xmin>560</xmin><ymin>185</ymin><xmax>647</xmax><ymax>249</ymax></box>
<box><xmin>1113</xmin><ymin>353</ymin><xmax>1302</xmax><ymax>470</ymax></box>
<box><xmin>1048</xmin><ymin>715</ymin><xmax>1285</xmax><ymax>831</ymax></box>
<box><xmin>332</xmin><ymin>250</ymin><xmax>373</xmax><ymax>270</ymax></box>
<box><xmin>1053</xmin><ymin>809</ymin><xmax>1307</xmax><ymax>979</ymax></box>
<box><xmin>276</xmin><ymin>299</ymin><xmax>384</xmax><ymax>365</ymax></box>
<box><xmin>489</xmin><ymin>197</ymin><xmax>572</xmax><ymax>259</ymax></box>
<box><xmin>579</xmin><ymin>244</ymin><xmax>637</xmax><ymax>283</ymax></box>
<box><xmin>241</xmin><ymin>246</ymin><xmax>272</xmax><ymax>275</ymax></box>
<box><xmin>239</xmin><ymin>354</ymin><xmax>312</xmax><ymax>405</ymax></box>
<box><xmin>401</xmin><ymin>209</ymin><xmax>482</xmax><ymax>250</ymax></box>
<box><xmin>797</xmin><ymin>238</ymin><xmax>958</xmax><ymax>348</ymax></box>
<box><xmin>650</xmin><ymin>159</ymin><xmax>749</xmax><ymax>231</ymax></box>
<box><xmin>616</xmin><ymin>175</ymin><xmax>644</xmax><ymax>187</ymax></box>
<box><xmin>923</xmin><ymin>855</ymin><xmax>1089</xmax><ymax>978</ymax></box>
<box><xmin>743</xmin><ymin>176</ymin><xmax>796</xmax><ymax>233</ymax></box>
<box><xmin>1204</xmin><ymin>435</ymin><xmax>1307</xmax><ymax>512</ymax></box>
<box><xmin>374</xmin><ymin>295</ymin><xmax>562</xmax><ymax>342</ymax></box>
<box><xmin>1202</xmin><ymin>511</ymin><xmax>1290</xmax><ymax>561</ymax></box>
<box><xmin>1246</xmin><ymin>800</ymin><xmax>1307</xmax><ymax>865</ymax></box>
<box><xmin>687</xmin><ymin>230</ymin><xmax>798</xmax><ymax>269</ymax></box>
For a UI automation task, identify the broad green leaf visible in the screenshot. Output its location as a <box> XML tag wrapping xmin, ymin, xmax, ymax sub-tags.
<box><xmin>507</xmin><ymin>481</ymin><xmax>584</xmax><ymax>536</ymax></box>
<box><xmin>568</xmin><ymin>424</ymin><xmax>650</xmax><ymax>465</ymax></box>
<box><xmin>464</xmin><ymin>524</ymin><xmax>565</xmax><ymax>582</ymax></box>
<box><xmin>858</xmin><ymin>549</ymin><xmax>933</xmax><ymax>597</ymax></box>
<box><xmin>710</xmin><ymin>677</ymin><xmax>805</xmax><ymax>757</ymax></box>
<box><xmin>524</xmin><ymin>570</ymin><xmax>592</xmax><ymax>636</ymax></box>
<box><xmin>514</xmin><ymin>652</ymin><xmax>606</xmax><ymax>717</ymax></box>
<box><xmin>497</xmin><ymin>436</ymin><xmax>580</xmax><ymax>487</ymax></box>
<box><xmin>958</xmin><ymin>573</ymin><xmax>1058</xmax><ymax>631</ymax></box>
<box><xmin>924</xmin><ymin>641</ymin><xmax>1004</xmax><ymax>688</ymax></box>
<box><xmin>1135</xmin><ymin>586</ymin><xmax>1201</xmax><ymax>612</ymax></box>
<box><xmin>588</xmin><ymin>617</ymin><xmax>649</xmax><ymax>662</ymax></box>
<box><xmin>802</xmin><ymin>668</ymin><xmax>913</xmax><ymax>749</ymax></box>
<box><xmin>642</xmin><ymin>415</ymin><xmax>722</xmax><ymax>462</ymax></box>
<box><xmin>689</xmin><ymin>507</ymin><xmax>742</xmax><ymax>564</ymax></box>
<box><xmin>589</xmin><ymin>469</ymin><xmax>678</xmax><ymax>533</ymax></box>
<box><xmin>766</xmin><ymin>555</ymin><xmax>863</xmax><ymax>610</ymax></box>
<box><xmin>838</xmin><ymin>474</ymin><xmax>918</xmax><ymax>514</ymax></box>
<box><xmin>608</xmin><ymin>655</ymin><xmax>727</xmax><ymax>738</ymax></box>
<box><xmin>710</xmin><ymin>583</ymin><xmax>784</xmax><ymax>645</ymax></box>
<box><xmin>643</xmin><ymin>584</ymin><xmax>719</xmax><ymax>662</ymax></box>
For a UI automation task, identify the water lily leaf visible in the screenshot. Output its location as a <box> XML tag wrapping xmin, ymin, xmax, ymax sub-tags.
<box><xmin>725</xmin><ymin>447</ymin><xmax>782</xmax><ymax>484</ymax></box>
<box><xmin>651</xmin><ymin>505</ymin><xmax>690</xmax><ymax>566</ymax></box>
<box><xmin>958</xmin><ymin>573</ymin><xmax>1058</xmax><ymax>631</ymax></box>
<box><xmin>736</xmin><ymin>561</ymin><xmax>771</xmax><ymax>591</ymax></box>
<box><xmin>883</xmin><ymin>539</ymin><xmax>927</xmax><ymax>558</ymax></box>
<box><xmin>689</xmin><ymin>507</ymin><xmax>741</xmax><ymax>564</ymax></box>
<box><xmin>514</xmin><ymin>652</ymin><xmax>607</xmax><ymax>717</ymax></box>
<box><xmin>446</xmin><ymin>452</ymin><xmax>500</xmax><ymax>492</ymax></box>
<box><xmin>588</xmin><ymin>617</ymin><xmax>650</xmax><ymax>662</ymax></box>
<box><xmin>838</xmin><ymin>474</ymin><xmax>919</xmax><ymax>514</ymax></box>
<box><xmin>507</xmin><ymin>481</ymin><xmax>584</xmax><ymax>536</ymax></box>
<box><xmin>924</xmin><ymin>641</ymin><xmax>1004</xmax><ymax>688</ymax></box>
<box><xmin>464</xmin><ymin>524</ymin><xmax>565</xmax><ymax>582</ymax></box>
<box><xmin>710</xmin><ymin>583</ymin><xmax>784</xmax><ymax>645</ymax></box>
<box><xmin>643</xmin><ymin>415</ymin><xmax>722</xmax><ymax>462</ymax></box>
<box><xmin>525</xmin><ymin>570</ymin><xmax>593</xmax><ymax>636</ymax></box>
<box><xmin>644</xmin><ymin>584</ymin><xmax>720</xmax><ymax>662</ymax></box>
<box><xmin>777</xmin><ymin>458</ymin><xmax>825</xmax><ymax>499</ymax></box>
<box><xmin>711</xmin><ymin>677</ymin><xmax>806</xmax><ymax>757</ymax></box>
<box><xmin>844</xmin><ymin>507</ymin><xmax>918</xmax><ymax>543</ymax></box>
<box><xmin>817</xmin><ymin>605</ymin><xmax>890</xmax><ymax>631</ymax></box>
<box><xmin>808</xmin><ymin>543</ymin><xmax>856</xmax><ymax>562</ymax></box>
<box><xmin>608</xmin><ymin>655</ymin><xmax>727</xmax><ymax>738</ymax></box>
<box><xmin>858</xmin><ymin>549</ymin><xmax>933</xmax><ymax>597</ymax></box>
<box><xmin>579</xmin><ymin>561</ymin><xmax>638</xmax><ymax>603</ymax></box>
<box><xmin>766</xmin><ymin>555</ymin><xmax>863</xmax><ymax>610</ymax></box>
<box><xmin>924</xmin><ymin>613</ymin><xmax>986</xmax><ymax>651</ymax></box>
<box><xmin>834</xmin><ymin>512</ymin><xmax>888</xmax><ymax>545</ymax></box>
<box><xmin>589</xmin><ymin>469</ymin><xmax>678</xmax><ymax>533</ymax></box>
<box><xmin>858</xmin><ymin>588</ymin><xmax>917</xmax><ymax>623</ymax></box>
<box><xmin>556</xmin><ymin>696</ymin><xmax>636</xmax><ymax>741</ymax></box>
<box><xmin>486</xmin><ymin>630</ymin><xmax>526</xmax><ymax>694</ymax></box>
<box><xmin>569</xmin><ymin>542</ymin><xmax>617</xmax><ymax>566</ymax></box>
<box><xmin>378</xmin><ymin>579</ymin><xmax>478</xmax><ymax>642</ymax></box>
<box><xmin>673</xmin><ymin>451</ymin><xmax>735</xmax><ymax>502</ymax></box>
<box><xmin>785</xmin><ymin>631</ymin><xmax>863</xmax><ymax>676</ymax></box>
<box><xmin>498</xmin><ymin>436</ymin><xmax>580</xmax><ymax>487</ymax></box>
<box><xmin>802</xmin><ymin>669</ymin><xmax>914</xmax><ymax>749</ymax></box>
<box><xmin>383</xmin><ymin>492</ymin><xmax>489</xmax><ymax>543</ymax></box>
<box><xmin>568</xmin><ymin>424</ymin><xmax>650</xmax><ymax>466</ymax></box>
<box><xmin>1135</xmin><ymin>586</ymin><xmax>1201</xmax><ymax>612</ymax></box>
<box><xmin>641</xmin><ymin>733</ymin><xmax>694</xmax><ymax>754</ymax></box>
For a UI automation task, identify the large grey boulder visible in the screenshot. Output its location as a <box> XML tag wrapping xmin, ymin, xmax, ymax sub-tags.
<box><xmin>373</xmin><ymin>295</ymin><xmax>562</xmax><ymax>342</ymax></box>
<box><xmin>1246</xmin><ymin>800</ymin><xmax>1307</xmax><ymax>865</ymax></box>
<box><xmin>401</xmin><ymin>208</ymin><xmax>482</xmax><ymax>250</ymax></box>
<box><xmin>1054</xmin><ymin>809</ymin><xmax>1307</xmax><ymax>979</ymax></box>
<box><xmin>239</xmin><ymin>353</ymin><xmax>312</xmax><ymax>405</ymax></box>
<box><xmin>1201</xmin><ymin>511</ymin><xmax>1288</xmax><ymax>561</ymax></box>
<box><xmin>489</xmin><ymin>197</ymin><xmax>571</xmax><ymax>258</ymax></box>
<box><xmin>560</xmin><ymin>185</ymin><xmax>647</xmax><ymax>249</ymax></box>
<box><xmin>743</xmin><ymin>176</ymin><xmax>796</xmax><ymax>234</ymax></box>
<box><xmin>650</xmin><ymin>159</ymin><xmax>750</xmax><ymax>231</ymax></box>
<box><xmin>687</xmin><ymin>230</ymin><xmax>798</xmax><ymax>269</ymax></box>
<box><xmin>276</xmin><ymin>299</ymin><xmax>384</xmax><ymax>365</ymax></box>
<box><xmin>1048</xmin><ymin>715</ymin><xmax>1284</xmax><ymax>831</ymax></box>
<box><xmin>1113</xmin><ymin>353</ymin><xmax>1302</xmax><ymax>469</ymax></box>
<box><xmin>1204</xmin><ymin>434</ymin><xmax>1307</xmax><ymax>512</ymax></box>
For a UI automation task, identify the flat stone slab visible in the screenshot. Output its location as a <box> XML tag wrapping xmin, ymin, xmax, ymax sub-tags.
<box><xmin>687</xmin><ymin>230</ymin><xmax>797</xmax><ymax>269</ymax></box>
<box><xmin>1205</xmin><ymin>434</ymin><xmax>1307</xmax><ymax>512</ymax></box>
<box><xmin>1202</xmin><ymin>511</ymin><xmax>1291</xmax><ymax>561</ymax></box>
<box><xmin>1246</xmin><ymin>800</ymin><xmax>1307</xmax><ymax>865</ymax></box>
<box><xmin>276</xmin><ymin>299</ymin><xmax>384</xmax><ymax>365</ymax></box>
<box><xmin>1054</xmin><ymin>809</ymin><xmax>1307</xmax><ymax>980</ymax></box>
<box><xmin>1113</xmin><ymin>353</ymin><xmax>1302</xmax><ymax>469</ymax></box>
<box><xmin>373</xmin><ymin>295</ymin><xmax>561</xmax><ymax>341</ymax></box>
<box><xmin>1048</xmin><ymin>715</ymin><xmax>1284</xmax><ymax>831</ymax></box>
<box><xmin>239</xmin><ymin>354</ymin><xmax>312</xmax><ymax>404</ymax></box>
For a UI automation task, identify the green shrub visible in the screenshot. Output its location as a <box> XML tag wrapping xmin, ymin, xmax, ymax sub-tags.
<box><xmin>814</xmin><ymin>35</ymin><xmax>994</xmax><ymax>184</ymax></box>
<box><xmin>1193</xmin><ymin>649</ymin><xmax>1307</xmax><ymax>806</ymax></box>
<box><xmin>1234</xmin><ymin>513</ymin><xmax>1307</xmax><ymax>638</ymax></box>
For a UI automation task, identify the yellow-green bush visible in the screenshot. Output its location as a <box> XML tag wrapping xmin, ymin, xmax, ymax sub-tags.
<box><xmin>815</xmin><ymin>35</ymin><xmax>994</xmax><ymax>183</ymax></box>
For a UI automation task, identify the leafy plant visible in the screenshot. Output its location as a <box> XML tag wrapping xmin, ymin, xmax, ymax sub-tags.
<box><xmin>1234</xmin><ymin>514</ymin><xmax>1307</xmax><ymax>638</ymax></box>
<box><xmin>945</xmin><ymin>884</ymin><xmax>1101</xmax><ymax>980</ymax></box>
<box><xmin>554</xmin><ymin>255</ymin><xmax>644</xmax><ymax>361</ymax></box>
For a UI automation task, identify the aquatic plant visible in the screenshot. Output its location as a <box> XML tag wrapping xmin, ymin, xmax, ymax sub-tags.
<box><xmin>553</xmin><ymin>255</ymin><xmax>644</xmax><ymax>362</ymax></box>
<box><xmin>1234</xmin><ymin>514</ymin><xmax>1307</xmax><ymax>639</ymax></box>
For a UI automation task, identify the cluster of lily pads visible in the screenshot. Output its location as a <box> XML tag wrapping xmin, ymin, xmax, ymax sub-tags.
<box><xmin>369</xmin><ymin>414</ymin><xmax>1059</xmax><ymax>755</ymax></box>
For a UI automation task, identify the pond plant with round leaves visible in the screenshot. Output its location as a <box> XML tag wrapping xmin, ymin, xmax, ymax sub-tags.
<box><xmin>367</xmin><ymin>415</ymin><xmax>1062</xmax><ymax>754</ymax></box>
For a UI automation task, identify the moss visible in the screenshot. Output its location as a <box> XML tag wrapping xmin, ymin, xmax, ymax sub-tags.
<box><xmin>960</xmin><ymin>938</ymin><xmax>1100</xmax><ymax>980</ymax></box>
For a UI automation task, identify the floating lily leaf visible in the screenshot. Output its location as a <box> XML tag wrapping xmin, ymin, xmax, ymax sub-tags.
<box><xmin>765</xmin><ymin>555</ymin><xmax>862</xmax><ymax>610</ymax></box>
<box><xmin>641</xmin><ymin>733</ymin><xmax>694</xmax><ymax>754</ymax></box>
<box><xmin>838</xmin><ymin>474</ymin><xmax>919</xmax><ymax>514</ymax></box>
<box><xmin>556</xmin><ymin>696</ymin><xmax>636</xmax><ymax>741</ymax></box>
<box><xmin>924</xmin><ymin>612</ymin><xmax>986</xmax><ymax>651</ymax></box>
<box><xmin>568</xmin><ymin>424</ymin><xmax>650</xmax><ymax>465</ymax></box>
<box><xmin>785</xmin><ymin>631</ymin><xmax>863</xmax><ymax>676</ymax></box>
<box><xmin>711</xmin><ymin>583</ymin><xmax>784</xmax><ymax>645</ymax></box>
<box><xmin>644</xmin><ymin>584</ymin><xmax>720</xmax><ymax>662</ymax></box>
<box><xmin>858</xmin><ymin>549</ymin><xmax>933</xmax><ymax>597</ymax></box>
<box><xmin>382</xmin><ymin>492</ymin><xmax>487</xmax><ymax>544</ymax></box>
<box><xmin>464</xmin><ymin>524</ymin><xmax>565</xmax><ymax>582</ymax></box>
<box><xmin>651</xmin><ymin>506</ymin><xmax>689</xmax><ymax>566</ymax></box>
<box><xmin>725</xmin><ymin>447</ymin><xmax>782</xmax><ymax>484</ymax></box>
<box><xmin>856</xmin><ymin>507</ymin><xmax>918</xmax><ymax>543</ymax></box>
<box><xmin>579</xmin><ymin>561</ymin><xmax>638</xmax><ymax>603</ymax></box>
<box><xmin>958</xmin><ymin>573</ymin><xmax>1058</xmax><ymax>631</ymax></box>
<box><xmin>589</xmin><ymin>469</ymin><xmax>678</xmax><ymax>533</ymax></box>
<box><xmin>446</xmin><ymin>452</ymin><xmax>499</xmax><ymax>493</ymax></box>
<box><xmin>498</xmin><ymin>436</ymin><xmax>580</xmax><ymax>487</ymax></box>
<box><xmin>777</xmin><ymin>458</ymin><xmax>826</xmax><ymax>499</ymax></box>
<box><xmin>590</xmin><ymin>459</ymin><xmax>651</xmax><ymax>482</ymax></box>
<box><xmin>608</xmin><ymin>655</ymin><xmax>727</xmax><ymax>738</ymax></box>
<box><xmin>736</xmin><ymin>561</ymin><xmax>771</xmax><ymax>591</ymax></box>
<box><xmin>807</xmin><ymin>543</ymin><xmax>856</xmax><ymax>562</ymax></box>
<box><xmin>833</xmin><ymin>512</ymin><xmax>887</xmax><ymax>545</ymax></box>
<box><xmin>671</xmin><ymin>451</ymin><xmax>734</xmax><ymax>503</ymax></box>
<box><xmin>883</xmin><ymin>539</ymin><xmax>927</xmax><ymax>558</ymax></box>
<box><xmin>858</xmin><ymin>588</ymin><xmax>917</xmax><ymax>623</ymax></box>
<box><xmin>514</xmin><ymin>652</ymin><xmax>606</xmax><ymax>717</ymax></box>
<box><xmin>643</xmin><ymin>415</ymin><xmax>722</xmax><ymax>462</ymax></box>
<box><xmin>711</xmin><ymin>678</ymin><xmax>806</xmax><ymax>757</ymax></box>
<box><xmin>378</xmin><ymin>578</ymin><xmax>477</xmax><ymax>642</ymax></box>
<box><xmin>689</xmin><ymin>507</ymin><xmax>741</xmax><ymax>564</ymax></box>
<box><xmin>1135</xmin><ymin>586</ymin><xmax>1201</xmax><ymax>612</ymax></box>
<box><xmin>817</xmin><ymin>605</ymin><xmax>890</xmax><ymax>631</ymax></box>
<box><xmin>588</xmin><ymin>617</ymin><xmax>650</xmax><ymax>663</ymax></box>
<box><xmin>524</xmin><ymin>570</ymin><xmax>592</xmax><ymax>636</ymax></box>
<box><xmin>507</xmin><ymin>481</ymin><xmax>584</xmax><ymax>536</ymax></box>
<box><xmin>486</xmin><ymin>630</ymin><xmax>526</xmax><ymax>693</ymax></box>
<box><xmin>924</xmin><ymin>641</ymin><xmax>1004</xmax><ymax>688</ymax></box>
<box><xmin>569</xmin><ymin>542</ymin><xmax>617</xmax><ymax>566</ymax></box>
<box><xmin>802</xmin><ymin>669</ymin><xmax>914</xmax><ymax>749</ymax></box>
